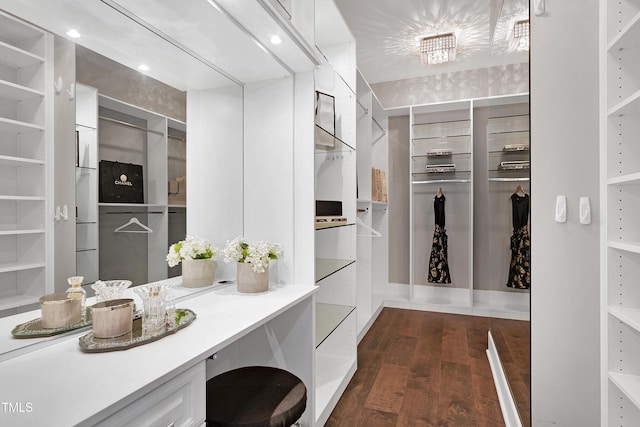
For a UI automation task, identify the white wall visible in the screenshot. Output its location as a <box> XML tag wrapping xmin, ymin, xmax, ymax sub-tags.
<box><xmin>530</xmin><ymin>1</ymin><xmax>600</xmax><ymax>425</ymax></box>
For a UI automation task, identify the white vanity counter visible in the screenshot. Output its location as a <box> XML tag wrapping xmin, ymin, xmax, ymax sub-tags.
<box><xmin>0</xmin><ymin>282</ymin><xmax>316</xmax><ymax>426</ymax></box>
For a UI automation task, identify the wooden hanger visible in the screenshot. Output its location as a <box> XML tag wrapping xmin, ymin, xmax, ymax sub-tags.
<box><xmin>436</xmin><ymin>187</ymin><xmax>444</xmax><ymax>197</ymax></box>
<box><xmin>514</xmin><ymin>184</ymin><xmax>526</xmax><ymax>197</ymax></box>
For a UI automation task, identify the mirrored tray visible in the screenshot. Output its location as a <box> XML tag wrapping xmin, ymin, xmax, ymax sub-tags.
<box><xmin>78</xmin><ymin>308</ymin><xmax>196</xmax><ymax>353</ymax></box>
<box><xmin>12</xmin><ymin>309</ymin><xmax>93</xmax><ymax>338</ymax></box>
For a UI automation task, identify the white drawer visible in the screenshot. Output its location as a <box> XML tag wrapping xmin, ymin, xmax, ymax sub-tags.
<box><xmin>96</xmin><ymin>361</ymin><xmax>206</xmax><ymax>427</ymax></box>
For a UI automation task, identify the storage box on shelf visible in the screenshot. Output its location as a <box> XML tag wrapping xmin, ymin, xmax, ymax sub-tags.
<box><xmin>0</xmin><ymin>11</ymin><xmax>52</xmax><ymax>313</ymax></box>
<box><xmin>410</xmin><ymin>102</ymin><xmax>473</xmax><ymax>307</ymax></box>
<box><xmin>601</xmin><ymin>1</ymin><xmax>640</xmax><ymax>424</ymax></box>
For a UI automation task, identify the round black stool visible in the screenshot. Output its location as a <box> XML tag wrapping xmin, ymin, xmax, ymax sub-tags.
<box><xmin>206</xmin><ymin>366</ymin><xmax>307</xmax><ymax>427</ymax></box>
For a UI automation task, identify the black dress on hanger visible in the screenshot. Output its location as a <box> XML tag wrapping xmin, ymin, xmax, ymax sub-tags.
<box><xmin>506</xmin><ymin>192</ymin><xmax>530</xmax><ymax>289</ymax></box>
<box><xmin>428</xmin><ymin>193</ymin><xmax>451</xmax><ymax>284</ymax></box>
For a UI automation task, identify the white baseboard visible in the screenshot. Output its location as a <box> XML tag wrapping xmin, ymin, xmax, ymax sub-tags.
<box><xmin>357</xmin><ymin>302</ymin><xmax>383</xmax><ymax>343</ymax></box>
<box><xmin>487</xmin><ymin>331</ymin><xmax>523</xmax><ymax>427</ymax></box>
<box><xmin>378</xmin><ymin>283</ymin><xmax>529</xmax><ymax>321</ymax></box>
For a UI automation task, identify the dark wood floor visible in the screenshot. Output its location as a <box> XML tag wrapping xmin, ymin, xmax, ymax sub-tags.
<box><xmin>326</xmin><ymin>308</ymin><xmax>530</xmax><ymax>427</ymax></box>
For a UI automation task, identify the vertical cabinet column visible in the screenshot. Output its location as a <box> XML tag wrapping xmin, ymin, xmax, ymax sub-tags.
<box><xmin>601</xmin><ymin>0</ymin><xmax>640</xmax><ymax>424</ymax></box>
<box><xmin>0</xmin><ymin>11</ymin><xmax>52</xmax><ymax>313</ymax></box>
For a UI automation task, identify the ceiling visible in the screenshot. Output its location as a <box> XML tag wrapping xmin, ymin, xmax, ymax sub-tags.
<box><xmin>335</xmin><ymin>0</ymin><xmax>529</xmax><ymax>84</ymax></box>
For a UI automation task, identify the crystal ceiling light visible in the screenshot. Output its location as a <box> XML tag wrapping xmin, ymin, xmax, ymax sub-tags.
<box><xmin>509</xmin><ymin>19</ymin><xmax>530</xmax><ymax>52</ymax></box>
<box><xmin>419</xmin><ymin>32</ymin><xmax>457</xmax><ymax>65</ymax></box>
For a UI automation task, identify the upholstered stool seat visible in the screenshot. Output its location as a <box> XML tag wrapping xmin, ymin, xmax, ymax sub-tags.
<box><xmin>206</xmin><ymin>366</ymin><xmax>307</xmax><ymax>427</ymax></box>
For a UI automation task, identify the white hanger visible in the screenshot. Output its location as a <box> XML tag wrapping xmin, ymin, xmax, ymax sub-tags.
<box><xmin>114</xmin><ymin>217</ymin><xmax>153</xmax><ymax>234</ymax></box>
<box><xmin>356</xmin><ymin>217</ymin><xmax>382</xmax><ymax>238</ymax></box>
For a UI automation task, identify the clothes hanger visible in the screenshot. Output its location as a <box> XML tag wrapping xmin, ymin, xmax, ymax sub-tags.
<box><xmin>436</xmin><ymin>187</ymin><xmax>444</xmax><ymax>197</ymax></box>
<box><xmin>515</xmin><ymin>184</ymin><xmax>526</xmax><ymax>197</ymax></box>
<box><xmin>114</xmin><ymin>217</ymin><xmax>153</xmax><ymax>233</ymax></box>
<box><xmin>356</xmin><ymin>217</ymin><xmax>382</xmax><ymax>238</ymax></box>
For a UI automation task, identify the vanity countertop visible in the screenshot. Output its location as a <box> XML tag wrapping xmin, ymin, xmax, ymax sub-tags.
<box><xmin>0</xmin><ymin>282</ymin><xmax>316</xmax><ymax>426</ymax></box>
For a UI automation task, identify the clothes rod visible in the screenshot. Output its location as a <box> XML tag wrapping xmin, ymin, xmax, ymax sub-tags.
<box><xmin>168</xmin><ymin>135</ymin><xmax>186</xmax><ymax>143</ymax></box>
<box><xmin>105</xmin><ymin>211</ymin><xmax>164</xmax><ymax>215</ymax></box>
<box><xmin>99</xmin><ymin>116</ymin><xmax>165</xmax><ymax>137</ymax></box>
<box><xmin>488</xmin><ymin>177</ymin><xmax>530</xmax><ymax>182</ymax></box>
<box><xmin>412</xmin><ymin>179</ymin><xmax>471</xmax><ymax>184</ymax></box>
<box><xmin>372</xmin><ymin>117</ymin><xmax>386</xmax><ymax>135</ymax></box>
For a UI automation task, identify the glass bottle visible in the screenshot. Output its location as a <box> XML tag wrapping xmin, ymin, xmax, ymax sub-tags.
<box><xmin>134</xmin><ymin>285</ymin><xmax>166</xmax><ymax>333</ymax></box>
<box><xmin>66</xmin><ymin>276</ymin><xmax>86</xmax><ymax>321</ymax></box>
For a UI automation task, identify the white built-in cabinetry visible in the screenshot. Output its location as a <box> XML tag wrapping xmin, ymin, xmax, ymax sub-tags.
<box><xmin>355</xmin><ymin>70</ymin><xmax>389</xmax><ymax>338</ymax></box>
<box><xmin>0</xmin><ymin>11</ymin><xmax>52</xmax><ymax>313</ymax></box>
<box><xmin>601</xmin><ymin>1</ymin><xmax>640</xmax><ymax>424</ymax></box>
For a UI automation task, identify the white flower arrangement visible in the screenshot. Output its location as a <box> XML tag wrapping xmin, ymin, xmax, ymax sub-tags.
<box><xmin>166</xmin><ymin>236</ymin><xmax>220</xmax><ymax>268</ymax></box>
<box><xmin>223</xmin><ymin>236</ymin><xmax>283</xmax><ymax>273</ymax></box>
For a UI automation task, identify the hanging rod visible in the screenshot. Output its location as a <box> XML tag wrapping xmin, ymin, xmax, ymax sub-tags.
<box><xmin>412</xmin><ymin>179</ymin><xmax>471</xmax><ymax>184</ymax></box>
<box><xmin>488</xmin><ymin>177</ymin><xmax>530</xmax><ymax>182</ymax></box>
<box><xmin>168</xmin><ymin>135</ymin><xmax>186</xmax><ymax>143</ymax></box>
<box><xmin>99</xmin><ymin>115</ymin><xmax>164</xmax><ymax>136</ymax></box>
<box><xmin>105</xmin><ymin>211</ymin><xmax>165</xmax><ymax>215</ymax></box>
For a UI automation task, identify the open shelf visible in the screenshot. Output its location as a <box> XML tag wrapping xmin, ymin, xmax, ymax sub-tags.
<box><xmin>608</xmin><ymin>172</ymin><xmax>640</xmax><ymax>185</ymax></box>
<box><xmin>0</xmin><ymin>117</ymin><xmax>44</xmax><ymax>134</ymax></box>
<box><xmin>0</xmin><ymin>261</ymin><xmax>45</xmax><ymax>274</ymax></box>
<box><xmin>0</xmin><ymin>294</ymin><xmax>40</xmax><ymax>312</ymax></box>
<box><xmin>0</xmin><ymin>229</ymin><xmax>45</xmax><ymax>236</ymax></box>
<box><xmin>610</xmin><ymin>306</ymin><xmax>640</xmax><ymax>334</ymax></box>
<box><xmin>609</xmin><ymin>373</ymin><xmax>640</xmax><ymax>411</ymax></box>
<box><xmin>608</xmin><ymin>240</ymin><xmax>640</xmax><ymax>254</ymax></box>
<box><xmin>315</xmin><ymin>124</ymin><xmax>355</xmax><ymax>153</ymax></box>
<box><xmin>0</xmin><ymin>39</ymin><xmax>43</xmax><ymax>68</ymax></box>
<box><xmin>315</xmin><ymin>258</ymin><xmax>355</xmax><ymax>283</ymax></box>
<box><xmin>315</xmin><ymin>222</ymin><xmax>355</xmax><ymax>230</ymax></box>
<box><xmin>608</xmin><ymin>10</ymin><xmax>640</xmax><ymax>52</ymax></box>
<box><xmin>0</xmin><ymin>79</ymin><xmax>44</xmax><ymax>101</ymax></box>
<box><xmin>315</xmin><ymin>303</ymin><xmax>356</xmax><ymax>348</ymax></box>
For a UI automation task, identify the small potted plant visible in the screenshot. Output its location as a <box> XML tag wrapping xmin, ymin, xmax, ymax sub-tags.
<box><xmin>167</xmin><ymin>236</ymin><xmax>220</xmax><ymax>287</ymax></box>
<box><xmin>223</xmin><ymin>236</ymin><xmax>283</xmax><ymax>293</ymax></box>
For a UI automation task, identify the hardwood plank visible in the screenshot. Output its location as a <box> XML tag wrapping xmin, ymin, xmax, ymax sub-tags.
<box><xmin>407</xmin><ymin>316</ymin><xmax>442</xmax><ymax>392</ymax></box>
<box><xmin>441</xmin><ymin>314</ymin><xmax>469</xmax><ymax>364</ymax></box>
<box><xmin>364</xmin><ymin>363</ymin><xmax>410</xmax><ymax>414</ymax></box>
<box><xmin>396</xmin><ymin>387</ymin><xmax>440</xmax><ymax>427</ymax></box>
<box><xmin>383</xmin><ymin>335</ymin><xmax>417</xmax><ymax>366</ymax></box>
<box><xmin>439</xmin><ymin>361</ymin><xmax>476</xmax><ymax>426</ymax></box>
<box><xmin>471</xmin><ymin>373</ymin><xmax>505</xmax><ymax>427</ymax></box>
<box><xmin>355</xmin><ymin>408</ymin><xmax>399</xmax><ymax>427</ymax></box>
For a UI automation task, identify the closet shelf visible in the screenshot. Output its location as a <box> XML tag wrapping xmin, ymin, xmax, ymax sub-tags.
<box><xmin>76</xmin><ymin>248</ymin><xmax>97</xmax><ymax>253</ymax></box>
<box><xmin>412</xmin><ymin>178</ymin><xmax>471</xmax><ymax>184</ymax></box>
<box><xmin>372</xmin><ymin>201</ymin><xmax>387</xmax><ymax>209</ymax></box>
<box><xmin>0</xmin><ymin>79</ymin><xmax>44</xmax><ymax>101</ymax></box>
<box><xmin>315</xmin><ymin>258</ymin><xmax>355</xmax><ymax>283</ymax></box>
<box><xmin>0</xmin><ymin>294</ymin><xmax>41</xmax><ymax>312</ymax></box>
<box><xmin>0</xmin><ymin>155</ymin><xmax>44</xmax><ymax>167</ymax></box>
<box><xmin>607</xmin><ymin>9</ymin><xmax>640</xmax><ymax>51</ymax></box>
<box><xmin>488</xmin><ymin>177</ymin><xmax>530</xmax><ymax>182</ymax></box>
<box><xmin>412</xmin><ymin>152</ymin><xmax>470</xmax><ymax>159</ymax></box>
<box><xmin>0</xmin><ymin>195</ymin><xmax>45</xmax><ymax>201</ymax></box>
<box><xmin>315</xmin><ymin>124</ymin><xmax>355</xmax><ymax>153</ymax></box>
<box><xmin>0</xmin><ymin>229</ymin><xmax>45</xmax><ymax>236</ymax></box>
<box><xmin>99</xmin><ymin>203</ymin><xmax>166</xmax><ymax>209</ymax></box>
<box><xmin>0</xmin><ymin>117</ymin><xmax>44</xmax><ymax>134</ymax></box>
<box><xmin>0</xmin><ymin>39</ymin><xmax>43</xmax><ymax>68</ymax></box>
<box><xmin>609</xmin><ymin>372</ymin><xmax>640</xmax><ymax>412</ymax></box>
<box><xmin>315</xmin><ymin>303</ymin><xmax>356</xmax><ymax>348</ymax></box>
<box><xmin>0</xmin><ymin>261</ymin><xmax>45</xmax><ymax>274</ymax></box>
<box><xmin>315</xmin><ymin>222</ymin><xmax>355</xmax><ymax>230</ymax></box>
<box><xmin>609</xmin><ymin>306</ymin><xmax>640</xmax><ymax>335</ymax></box>
<box><xmin>608</xmin><ymin>89</ymin><xmax>640</xmax><ymax>117</ymax></box>
<box><xmin>608</xmin><ymin>240</ymin><xmax>640</xmax><ymax>254</ymax></box>
<box><xmin>608</xmin><ymin>172</ymin><xmax>640</xmax><ymax>185</ymax></box>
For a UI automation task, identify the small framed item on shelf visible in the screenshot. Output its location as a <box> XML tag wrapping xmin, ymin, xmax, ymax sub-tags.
<box><xmin>99</xmin><ymin>160</ymin><xmax>144</xmax><ymax>203</ymax></box>
<box><xmin>503</xmin><ymin>143</ymin><xmax>529</xmax><ymax>152</ymax></box>
<box><xmin>315</xmin><ymin>216</ymin><xmax>348</xmax><ymax>228</ymax></box>
<box><xmin>315</xmin><ymin>91</ymin><xmax>336</xmax><ymax>146</ymax></box>
<box><xmin>426</xmin><ymin>148</ymin><xmax>453</xmax><ymax>156</ymax></box>
<box><xmin>315</xmin><ymin>200</ymin><xmax>346</xmax><ymax>228</ymax></box>
<box><xmin>426</xmin><ymin>163</ymin><xmax>456</xmax><ymax>173</ymax></box>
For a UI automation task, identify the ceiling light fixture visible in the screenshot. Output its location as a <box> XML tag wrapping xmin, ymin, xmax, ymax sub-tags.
<box><xmin>137</xmin><ymin>64</ymin><xmax>150</xmax><ymax>71</ymax></box>
<box><xmin>420</xmin><ymin>33</ymin><xmax>457</xmax><ymax>65</ymax></box>
<box><xmin>509</xmin><ymin>19</ymin><xmax>530</xmax><ymax>52</ymax></box>
<box><xmin>66</xmin><ymin>29</ymin><xmax>81</xmax><ymax>38</ymax></box>
<box><xmin>269</xmin><ymin>35</ymin><xmax>282</xmax><ymax>45</ymax></box>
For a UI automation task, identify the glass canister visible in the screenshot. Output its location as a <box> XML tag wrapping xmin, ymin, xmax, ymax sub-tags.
<box><xmin>66</xmin><ymin>276</ymin><xmax>86</xmax><ymax>320</ymax></box>
<box><xmin>133</xmin><ymin>284</ymin><xmax>167</xmax><ymax>333</ymax></box>
<box><xmin>91</xmin><ymin>280</ymin><xmax>132</xmax><ymax>302</ymax></box>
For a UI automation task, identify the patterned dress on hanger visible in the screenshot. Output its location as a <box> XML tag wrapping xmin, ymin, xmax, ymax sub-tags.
<box><xmin>428</xmin><ymin>193</ymin><xmax>451</xmax><ymax>284</ymax></box>
<box><xmin>507</xmin><ymin>192</ymin><xmax>530</xmax><ymax>289</ymax></box>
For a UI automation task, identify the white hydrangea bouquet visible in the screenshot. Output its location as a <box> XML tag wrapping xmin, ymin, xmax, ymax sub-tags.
<box><xmin>166</xmin><ymin>235</ymin><xmax>220</xmax><ymax>267</ymax></box>
<box><xmin>223</xmin><ymin>236</ymin><xmax>283</xmax><ymax>273</ymax></box>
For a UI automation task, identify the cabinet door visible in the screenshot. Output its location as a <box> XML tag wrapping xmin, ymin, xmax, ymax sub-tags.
<box><xmin>95</xmin><ymin>362</ymin><xmax>205</xmax><ymax>427</ymax></box>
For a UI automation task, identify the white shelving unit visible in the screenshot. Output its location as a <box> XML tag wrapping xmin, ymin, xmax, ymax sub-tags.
<box><xmin>313</xmin><ymin>1</ymin><xmax>357</xmax><ymax>422</ymax></box>
<box><xmin>601</xmin><ymin>1</ymin><xmax>640</xmax><ymax>424</ymax></box>
<box><xmin>0</xmin><ymin>11</ymin><xmax>52</xmax><ymax>313</ymax></box>
<box><xmin>355</xmin><ymin>70</ymin><xmax>388</xmax><ymax>339</ymax></box>
<box><xmin>75</xmin><ymin>84</ymin><xmax>99</xmax><ymax>286</ymax></box>
<box><xmin>409</xmin><ymin>101</ymin><xmax>474</xmax><ymax>307</ymax></box>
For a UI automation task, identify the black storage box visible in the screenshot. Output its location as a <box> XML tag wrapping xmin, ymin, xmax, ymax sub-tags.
<box><xmin>99</xmin><ymin>160</ymin><xmax>144</xmax><ymax>203</ymax></box>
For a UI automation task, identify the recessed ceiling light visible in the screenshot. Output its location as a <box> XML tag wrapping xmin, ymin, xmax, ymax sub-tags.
<box><xmin>509</xmin><ymin>19</ymin><xmax>530</xmax><ymax>52</ymax></box>
<box><xmin>66</xmin><ymin>29</ymin><xmax>81</xmax><ymax>38</ymax></box>
<box><xmin>270</xmin><ymin>35</ymin><xmax>282</xmax><ymax>45</ymax></box>
<box><xmin>419</xmin><ymin>33</ymin><xmax>457</xmax><ymax>65</ymax></box>
<box><xmin>137</xmin><ymin>64</ymin><xmax>150</xmax><ymax>71</ymax></box>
